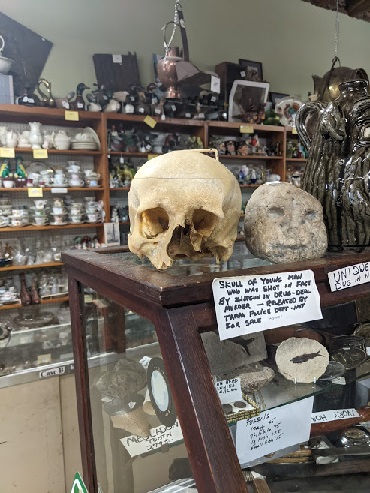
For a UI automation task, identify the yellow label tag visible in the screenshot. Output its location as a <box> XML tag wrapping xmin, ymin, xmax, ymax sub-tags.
<box><xmin>38</xmin><ymin>354</ymin><xmax>51</xmax><ymax>365</ymax></box>
<box><xmin>65</xmin><ymin>110</ymin><xmax>79</xmax><ymax>121</ymax></box>
<box><xmin>0</xmin><ymin>147</ymin><xmax>15</xmax><ymax>158</ymax></box>
<box><xmin>33</xmin><ymin>148</ymin><xmax>48</xmax><ymax>159</ymax></box>
<box><xmin>28</xmin><ymin>187</ymin><xmax>43</xmax><ymax>198</ymax></box>
<box><xmin>240</xmin><ymin>125</ymin><xmax>254</xmax><ymax>134</ymax></box>
<box><xmin>84</xmin><ymin>294</ymin><xmax>93</xmax><ymax>303</ymax></box>
<box><xmin>147</xmin><ymin>154</ymin><xmax>157</xmax><ymax>160</ymax></box>
<box><xmin>292</xmin><ymin>127</ymin><xmax>298</xmax><ymax>135</ymax></box>
<box><xmin>144</xmin><ymin>115</ymin><xmax>157</xmax><ymax>128</ymax></box>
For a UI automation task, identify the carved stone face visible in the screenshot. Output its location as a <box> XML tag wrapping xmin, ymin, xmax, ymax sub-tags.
<box><xmin>244</xmin><ymin>183</ymin><xmax>327</xmax><ymax>263</ymax></box>
<box><xmin>128</xmin><ymin>150</ymin><xmax>242</xmax><ymax>269</ymax></box>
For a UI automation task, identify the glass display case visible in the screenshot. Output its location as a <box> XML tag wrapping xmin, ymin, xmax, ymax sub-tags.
<box><xmin>63</xmin><ymin>244</ymin><xmax>370</xmax><ymax>493</ymax></box>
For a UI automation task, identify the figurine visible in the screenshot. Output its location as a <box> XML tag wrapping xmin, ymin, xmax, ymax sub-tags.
<box><xmin>70</xmin><ymin>82</ymin><xmax>90</xmax><ymax>111</ymax></box>
<box><xmin>35</xmin><ymin>78</ymin><xmax>56</xmax><ymax>107</ymax></box>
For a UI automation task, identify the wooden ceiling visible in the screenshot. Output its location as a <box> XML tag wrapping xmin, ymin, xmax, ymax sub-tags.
<box><xmin>302</xmin><ymin>0</ymin><xmax>370</xmax><ymax>21</ymax></box>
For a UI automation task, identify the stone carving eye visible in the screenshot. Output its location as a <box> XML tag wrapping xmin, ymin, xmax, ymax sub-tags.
<box><xmin>305</xmin><ymin>210</ymin><xmax>317</xmax><ymax>220</ymax></box>
<box><xmin>266</xmin><ymin>206</ymin><xmax>284</xmax><ymax>218</ymax></box>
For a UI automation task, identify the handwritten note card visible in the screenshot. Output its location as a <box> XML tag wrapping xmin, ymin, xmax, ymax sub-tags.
<box><xmin>215</xmin><ymin>378</ymin><xmax>243</xmax><ymax>404</ymax></box>
<box><xmin>328</xmin><ymin>262</ymin><xmax>370</xmax><ymax>291</ymax></box>
<box><xmin>212</xmin><ymin>270</ymin><xmax>322</xmax><ymax>340</ymax></box>
<box><xmin>121</xmin><ymin>420</ymin><xmax>183</xmax><ymax>457</ymax></box>
<box><xmin>236</xmin><ymin>397</ymin><xmax>314</xmax><ymax>466</ymax></box>
<box><xmin>311</xmin><ymin>408</ymin><xmax>359</xmax><ymax>424</ymax></box>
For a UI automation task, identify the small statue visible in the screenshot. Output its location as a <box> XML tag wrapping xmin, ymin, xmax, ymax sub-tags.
<box><xmin>35</xmin><ymin>78</ymin><xmax>56</xmax><ymax>107</ymax></box>
<box><xmin>70</xmin><ymin>82</ymin><xmax>90</xmax><ymax>111</ymax></box>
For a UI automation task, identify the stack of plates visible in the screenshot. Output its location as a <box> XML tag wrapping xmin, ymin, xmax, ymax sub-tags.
<box><xmin>71</xmin><ymin>141</ymin><xmax>98</xmax><ymax>150</ymax></box>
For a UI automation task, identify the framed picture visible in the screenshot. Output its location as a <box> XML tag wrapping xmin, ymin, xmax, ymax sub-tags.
<box><xmin>228</xmin><ymin>80</ymin><xmax>270</xmax><ymax>122</ymax></box>
<box><xmin>270</xmin><ymin>91</ymin><xmax>289</xmax><ymax>106</ymax></box>
<box><xmin>104</xmin><ymin>222</ymin><xmax>121</xmax><ymax>246</ymax></box>
<box><xmin>239</xmin><ymin>59</ymin><xmax>263</xmax><ymax>82</ymax></box>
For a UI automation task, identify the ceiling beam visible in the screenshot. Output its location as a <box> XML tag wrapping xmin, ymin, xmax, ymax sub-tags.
<box><xmin>347</xmin><ymin>0</ymin><xmax>370</xmax><ymax>16</ymax></box>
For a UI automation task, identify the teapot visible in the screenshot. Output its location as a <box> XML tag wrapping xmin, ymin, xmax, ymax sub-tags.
<box><xmin>54</xmin><ymin>130</ymin><xmax>71</xmax><ymax>150</ymax></box>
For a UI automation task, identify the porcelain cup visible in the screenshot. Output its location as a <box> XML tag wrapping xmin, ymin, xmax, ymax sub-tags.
<box><xmin>69</xmin><ymin>179</ymin><xmax>84</xmax><ymax>187</ymax></box>
<box><xmin>34</xmin><ymin>199</ymin><xmax>47</xmax><ymax>209</ymax></box>
<box><xmin>53</xmin><ymin>174</ymin><xmax>66</xmax><ymax>185</ymax></box>
<box><xmin>67</xmin><ymin>162</ymin><xmax>80</xmax><ymax>173</ymax></box>
<box><xmin>3</xmin><ymin>179</ymin><xmax>14</xmax><ymax>188</ymax></box>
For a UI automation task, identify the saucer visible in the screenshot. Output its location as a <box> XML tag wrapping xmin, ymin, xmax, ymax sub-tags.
<box><xmin>50</xmin><ymin>221</ymin><xmax>69</xmax><ymax>226</ymax></box>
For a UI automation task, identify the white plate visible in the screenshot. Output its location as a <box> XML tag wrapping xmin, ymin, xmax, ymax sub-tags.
<box><xmin>50</xmin><ymin>221</ymin><xmax>69</xmax><ymax>226</ymax></box>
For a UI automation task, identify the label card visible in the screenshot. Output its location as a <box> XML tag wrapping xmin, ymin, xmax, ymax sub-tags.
<box><xmin>211</xmin><ymin>75</ymin><xmax>221</xmax><ymax>94</ymax></box>
<box><xmin>112</xmin><ymin>54</ymin><xmax>123</xmax><ymax>64</ymax></box>
<box><xmin>328</xmin><ymin>262</ymin><xmax>370</xmax><ymax>291</ymax></box>
<box><xmin>28</xmin><ymin>187</ymin><xmax>43</xmax><ymax>198</ymax></box>
<box><xmin>144</xmin><ymin>115</ymin><xmax>157</xmax><ymax>128</ymax></box>
<box><xmin>51</xmin><ymin>187</ymin><xmax>68</xmax><ymax>194</ymax></box>
<box><xmin>236</xmin><ymin>396</ymin><xmax>314</xmax><ymax>466</ymax></box>
<box><xmin>33</xmin><ymin>148</ymin><xmax>48</xmax><ymax>159</ymax></box>
<box><xmin>240</xmin><ymin>125</ymin><xmax>254</xmax><ymax>134</ymax></box>
<box><xmin>37</xmin><ymin>353</ymin><xmax>52</xmax><ymax>365</ymax></box>
<box><xmin>65</xmin><ymin>110</ymin><xmax>79</xmax><ymax>121</ymax></box>
<box><xmin>215</xmin><ymin>378</ymin><xmax>243</xmax><ymax>404</ymax></box>
<box><xmin>121</xmin><ymin>420</ymin><xmax>183</xmax><ymax>457</ymax></box>
<box><xmin>0</xmin><ymin>147</ymin><xmax>15</xmax><ymax>158</ymax></box>
<box><xmin>39</xmin><ymin>366</ymin><xmax>66</xmax><ymax>379</ymax></box>
<box><xmin>311</xmin><ymin>408</ymin><xmax>359</xmax><ymax>424</ymax></box>
<box><xmin>292</xmin><ymin>127</ymin><xmax>298</xmax><ymax>134</ymax></box>
<box><xmin>212</xmin><ymin>269</ymin><xmax>322</xmax><ymax>340</ymax></box>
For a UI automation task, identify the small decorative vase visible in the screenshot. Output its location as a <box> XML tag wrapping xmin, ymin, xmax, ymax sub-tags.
<box><xmin>28</xmin><ymin>122</ymin><xmax>43</xmax><ymax>149</ymax></box>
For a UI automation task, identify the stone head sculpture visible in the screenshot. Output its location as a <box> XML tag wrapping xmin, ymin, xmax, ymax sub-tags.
<box><xmin>244</xmin><ymin>182</ymin><xmax>327</xmax><ymax>263</ymax></box>
<box><xmin>128</xmin><ymin>150</ymin><xmax>242</xmax><ymax>269</ymax></box>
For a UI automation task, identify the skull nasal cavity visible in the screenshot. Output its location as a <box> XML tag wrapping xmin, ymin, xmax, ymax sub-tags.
<box><xmin>140</xmin><ymin>208</ymin><xmax>169</xmax><ymax>239</ymax></box>
<box><xmin>192</xmin><ymin>209</ymin><xmax>217</xmax><ymax>235</ymax></box>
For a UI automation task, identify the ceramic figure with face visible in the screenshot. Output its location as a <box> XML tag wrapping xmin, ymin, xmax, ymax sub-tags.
<box><xmin>244</xmin><ymin>182</ymin><xmax>327</xmax><ymax>263</ymax></box>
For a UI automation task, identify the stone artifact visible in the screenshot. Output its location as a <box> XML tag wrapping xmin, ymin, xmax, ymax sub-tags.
<box><xmin>275</xmin><ymin>337</ymin><xmax>329</xmax><ymax>384</ymax></box>
<box><xmin>244</xmin><ymin>182</ymin><xmax>327</xmax><ymax>263</ymax></box>
<box><xmin>296</xmin><ymin>79</ymin><xmax>370</xmax><ymax>250</ymax></box>
<box><xmin>128</xmin><ymin>150</ymin><xmax>242</xmax><ymax>269</ymax></box>
<box><xmin>201</xmin><ymin>331</ymin><xmax>274</xmax><ymax>392</ymax></box>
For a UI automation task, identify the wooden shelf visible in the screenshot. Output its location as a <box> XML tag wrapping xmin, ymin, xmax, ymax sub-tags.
<box><xmin>108</xmin><ymin>151</ymin><xmax>153</xmax><ymax>157</ymax></box>
<box><xmin>0</xmin><ymin>262</ymin><xmax>63</xmax><ymax>272</ymax></box>
<box><xmin>220</xmin><ymin>155</ymin><xmax>282</xmax><ymax>160</ymax></box>
<box><xmin>14</xmin><ymin>148</ymin><xmax>102</xmax><ymax>156</ymax></box>
<box><xmin>0</xmin><ymin>187</ymin><xmax>103</xmax><ymax>192</ymax></box>
<box><xmin>0</xmin><ymin>105</ymin><xmax>101</xmax><ymax>124</ymax></box>
<box><xmin>207</xmin><ymin>122</ymin><xmax>284</xmax><ymax>132</ymax></box>
<box><xmin>0</xmin><ymin>223</ymin><xmax>103</xmax><ymax>232</ymax></box>
<box><xmin>286</xmin><ymin>158</ymin><xmax>307</xmax><ymax>163</ymax></box>
<box><xmin>105</xmin><ymin>113</ymin><xmax>204</xmax><ymax>127</ymax></box>
<box><xmin>0</xmin><ymin>295</ymin><xmax>69</xmax><ymax>311</ymax></box>
<box><xmin>110</xmin><ymin>187</ymin><xmax>130</xmax><ymax>191</ymax></box>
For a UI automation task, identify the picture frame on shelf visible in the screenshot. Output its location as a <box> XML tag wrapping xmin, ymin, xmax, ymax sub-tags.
<box><xmin>238</xmin><ymin>59</ymin><xmax>263</xmax><ymax>82</ymax></box>
<box><xmin>228</xmin><ymin>80</ymin><xmax>269</xmax><ymax>122</ymax></box>
<box><xmin>270</xmin><ymin>91</ymin><xmax>289</xmax><ymax>107</ymax></box>
<box><xmin>104</xmin><ymin>222</ymin><xmax>120</xmax><ymax>246</ymax></box>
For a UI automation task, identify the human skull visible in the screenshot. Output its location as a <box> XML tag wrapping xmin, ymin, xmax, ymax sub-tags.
<box><xmin>244</xmin><ymin>182</ymin><xmax>327</xmax><ymax>263</ymax></box>
<box><xmin>128</xmin><ymin>150</ymin><xmax>242</xmax><ymax>269</ymax></box>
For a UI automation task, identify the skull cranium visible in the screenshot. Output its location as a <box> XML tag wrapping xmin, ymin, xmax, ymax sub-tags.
<box><xmin>128</xmin><ymin>150</ymin><xmax>242</xmax><ymax>269</ymax></box>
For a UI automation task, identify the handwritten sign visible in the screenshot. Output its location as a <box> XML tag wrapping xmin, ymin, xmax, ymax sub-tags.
<box><xmin>215</xmin><ymin>378</ymin><xmax>242</xmax><ymax>404</ymax></box>
<box><xmin>0</xmin><ymin>147</ymin><xmax>15</xmax><ymax>158</ymax></box>
<box><xmin>212</xmin><ymin>270</ymin><xmax>322</xmax><ymax>340</ymax></box>
<box><xmin>236</xmin><ymin>397</ymin><xmax>314</xmax><ymax>466</ymax></box>
<box><xmin>121</xmin><ymin>420</ymin><xmax>183</xmax><ymax>457</ymax></box>
<box><xmin>33</xmin><ymin>148</ymin><xmax>48</xmax><ymax>159</ymax></box>
<box><xmin>65</xmin><ymin>110</ymin><xmax>79</xmax><ymax>121</ymax></box>
<box><xmin>328</xmin><ymin>262</ymin><xmax>370</xmax><ymax>291</ymax></box>
<box><xmin>27</xmin><ymin>187</ymin><xmax>43</xmax><ymax>198</ymax></box>
<box><xmin>240</xmin><ymin>125</ymin><xmax>254</xmax><ymax>134</ymax></box>
<box><xmin>144</xmin><ymin>115</ymin><xmax>157</xmax><ymax>128</ymax></box>
<box><xmin>311</xmin><ymin>408</ymin><xmax>359</xmax><ymax>424</ymax></box>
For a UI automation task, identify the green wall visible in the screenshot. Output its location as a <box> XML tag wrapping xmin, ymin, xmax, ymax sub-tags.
<box><xmin>1</xmin><ymin>0</ymin><xmax>370</xmax><ymax>99</ymax></box>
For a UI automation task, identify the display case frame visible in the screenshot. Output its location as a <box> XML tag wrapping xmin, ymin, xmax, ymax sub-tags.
<box><xmin>63</xmin><ymin>247</ymin><xmax>370</xmax><ymax>493</ymax></box>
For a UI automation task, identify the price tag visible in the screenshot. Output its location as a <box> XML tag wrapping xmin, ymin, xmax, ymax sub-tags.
<box><xmin>112</xmin><ymin>54</ymin><xmax>122</xmax><ymax>64</ymax></box>
<box><xmin>215</xmin><ymin>378</ymin><xmax>242</xmax><ymax>404</ymax></box>
<box><xmin>38</xmin><ymin>353</ymin><xmax>52</xmax><ymax>365</ymax></box>
<box><xmin>27</xmin><ymin>187</ymin><xmax>43</xmax><ymax>198</ymax></box>
<box><xmin>84</xmin><ymin>294</ymin><xmax>93</xmax><ymax>303</ymax></box>
<box><xmin>240</xmin><ymin>125</ymin><xmax>254</xmax><ymax>134</ymax></box>
<box><xmin>240</xmin><ymin>70</ymin><xmax>246</xmax><ymax>77</ymax></box>
<box><xmin>51</xmin><ymin>188</ymin><xmax>68</xmax><ymax>194</ymax></box>
<box><xmin>144</xmin><ymin>115</ymin><xmax>157</xmax><ymax>128</ymax></box>
<box><xmin>65</xmin><ymin>110</ymin><xmax>79</xmax><ymax>121</ymax></box>
<box><xmin>147</xmin><ymin>154</ymin><xmax>157</xmax><ymax>160</ymax></box>
<box><xmin>0</xmin><ymin>147</ymin><xmax>15</xmax><ymax>158</ymax></box>
<box><xmin>211</xmin><ymin>76</ymin><xmax>221</xmax><ymax>94</ymax></box>
<box><xmin>292</xmin><ymin>127</ymin><xmax>298</xmax><ymax>135</ymax></box>
<box><xmin>332</xmin><ymin>376</ymin><xmax>346</xmax><ymax>385</ymax></box>
<box><xmin>33</xmin><ymin>148</ymin><xmax>48</xmax><ymax>159</ymax></box>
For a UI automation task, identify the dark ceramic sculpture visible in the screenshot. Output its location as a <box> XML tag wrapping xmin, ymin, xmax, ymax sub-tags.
<box><xmin>296</xmin><ymin>79</ymin><xmax>370</xmax><ymax>250</ymax></box>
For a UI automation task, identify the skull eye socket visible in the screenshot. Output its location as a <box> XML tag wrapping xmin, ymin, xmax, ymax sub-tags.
<box><xmin>266</xmin><ymin>206</ymin><xmax>285</xmax><ymax>218</ymax></box>
<box><xmin>192</xmin><ymin>209</ymin><xmax>218</xmax><ymax>235</ymax></box>
<box><xmin>140</xmin><ymin>207</ymin><xmax>169</xmax><ymax>239</ymax></box>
